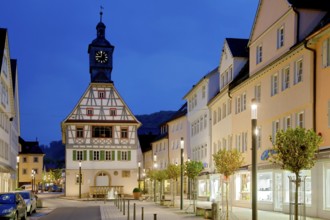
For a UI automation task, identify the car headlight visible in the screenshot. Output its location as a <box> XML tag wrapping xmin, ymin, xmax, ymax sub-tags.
<box><xmin>2</xmin><ymin>207</ymin><xmax>14</xmax><ymax>214</ymax></box>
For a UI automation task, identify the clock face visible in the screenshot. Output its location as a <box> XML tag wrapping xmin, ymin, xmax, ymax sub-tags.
<box><xmin>95</xmin><ymin>51</ymin><xmax>108</xmax><ymax>63</ymax></box>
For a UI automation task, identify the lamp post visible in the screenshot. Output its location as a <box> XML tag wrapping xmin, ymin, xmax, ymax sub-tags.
<box><xmin>138</xmin><ymin>162</ymin><xmax>141</xmax><ymax>190</ymax></box>
<box><xmin>180</xmin><ymin>137</ymin><xmax>184</xmax><ymax>210</ymax></box>
<box><xmin>79</xmin><ymin>161</ymin><xmax>82</xmax><ymax>199</ymax></box>
<box><xmin>153</xmin><ymin>154</ymin><xmax>157</xmax><ymax>202</ymax></box>
<box><xmin>142</xmin><ymin>169</ymin><xmax>146</xmax><ymax>193</ymax></box>
<box><xmin>251</xmin><ymin>99</ymin><xmax>258</xmax><ymax>220</ymax></box>
<box><xmin>16</xmin><ymin>156</ymin><xmax>19</xmax><ymax>188</ymax></box>
<box><xmin>31</xmin><ymin>170</ymin><xmax>35</xmax><ymax>192</ymax></box>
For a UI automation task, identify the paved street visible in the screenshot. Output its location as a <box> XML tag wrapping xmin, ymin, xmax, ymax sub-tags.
<box><xmin>29</xmin><ymin>193</ymin><xmax>328</xmax><ymax>220</ymax></box>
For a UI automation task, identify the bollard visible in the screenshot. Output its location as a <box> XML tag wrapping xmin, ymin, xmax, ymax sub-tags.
<box><xmin>153</xmin><ymin>213</ymin><xmax>157</xmax><ymax>220</ymax></box>
<box><xmin>211</xmin><ymin>202</ymin><xmax>218</xmax><ymax>220</ymax></box>
<box><xmin>127</xmin><ymin>200</ymin><xmax>130</xmax><ymax>220</ymax></box>
<box><xmin>133</xmin><ymin>203</ymin><xmax>136</xmax><ymax>220</ymax></box>
<box><xmin>123</xmin><ymin>199</ymin><xmax>125</xmax><ymax>215</ymax></box>
<box><xmin>120</xmin><ymin>196</ymin><xmax>122</xmax><ymax>212</ymax></box>
<box><xmin>141</xmin><ymin>207</ymin><xmax>144</xmax><ymax>220</ymax></box>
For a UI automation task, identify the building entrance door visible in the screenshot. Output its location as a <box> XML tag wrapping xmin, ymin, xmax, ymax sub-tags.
<box><xmin>96</xmin><ymin>172</ymin><xmax>109</xmax><ymax>186</ymax></box>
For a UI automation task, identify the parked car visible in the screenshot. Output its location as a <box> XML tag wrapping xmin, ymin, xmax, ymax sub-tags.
<box><xmin>15</xmin><ymin>191</ymin><xmax>37</xmax><ymax>216</ymax></box>
<box><xmin>0</xmin><ymin>192</ymin><xmax>27</xmax><ymax>220</ymax></box>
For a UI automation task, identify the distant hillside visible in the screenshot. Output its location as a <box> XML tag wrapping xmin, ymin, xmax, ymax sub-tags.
<box><xmin>40</xmin><ymin>140</ymin><xmax>65</xmax><ymax>169</ymax></box>
<box><xmin>136</xmin><ymin>111</ymin><xmax>176</xmax><ymax>135</ymax></box>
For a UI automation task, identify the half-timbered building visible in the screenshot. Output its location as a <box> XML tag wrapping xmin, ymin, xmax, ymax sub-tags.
<box><xmin>62</xmin><ymin>11</ymin><xmax>141</xmax><ymax>198</ymax></box>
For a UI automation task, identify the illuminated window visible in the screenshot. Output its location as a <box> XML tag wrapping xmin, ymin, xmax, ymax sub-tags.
<box><xmin>282</xmin><ymin>66</ymin><xmax>290</xmax><ymax>91</ymax></box>
<box><xmin>92</xmin><ymin>126</ymin><xmax>112</xmax><ymax>138</ymax></box>
<box><xmin>121</xmin><ymin>128</ymin><xmax>128</xmax><ymax>139</ymax></box>
<box><xmin>294</xmin><ymin>59</ymin><xmax>303</xmax><ymax>84</ymax></box>
<box><xmin>277</xmin><ymin>26</ymin><xmax>284</xmax><ymax>49</ymax></box>
<box><xmin>256</xmin><ymin>44</ymin><xmax>263</xmax><ymax>64</ymax></box>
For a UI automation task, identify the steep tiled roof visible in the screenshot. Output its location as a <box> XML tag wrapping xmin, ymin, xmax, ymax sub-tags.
<box><xmin>19</xmin><ymin>137</ymin><xmax>44</xmax><ymax>154</ymax></box>
<box><xmin>288</xmin><ymin>0</ymin><xmax>330</xmax><ymax>10</ymax></box>
<box><xmin>226</xmin><ymin>38</ymin><xmax>249</xmax><ymax>58</ymax></box>
<box><xmin>166</xmin><ymin>102</ymin><xmax>187</xmax><ymax>123</ymax></box>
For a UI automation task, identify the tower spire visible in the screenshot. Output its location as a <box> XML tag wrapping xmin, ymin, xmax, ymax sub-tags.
<box><xmin>100</xmin><ymin>6</ymin><xmax>104</xmax><ymax>22</ymax></box>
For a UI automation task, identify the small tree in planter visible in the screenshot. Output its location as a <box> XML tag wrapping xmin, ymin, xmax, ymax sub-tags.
<box><xmin>213</xmin><ymin>149</ymin><xmax>243</xmax><ymax>220</ymax></box>
<box><xmin>154</xmin><ymin>170</ymin><xmax>168</xmax><ymax>203</ymax></box>
<box><xmin>166</xmin><ymin>164</ymin><xmax>180</xmax><ymax>206</ymax></box>
<box><xmin>185</xmin><ymin>160</ymin><xmax>204</xmax><ymax>212</ymax></box>
<box><xmin>133</xmin><ymin>187</ymin><xmax>142</xmax><ymax>199</ymax></box>
<box><xmin>269</xmin><ymin>127</ymin><xmax>322</xmax><ymax>220</ymax></box>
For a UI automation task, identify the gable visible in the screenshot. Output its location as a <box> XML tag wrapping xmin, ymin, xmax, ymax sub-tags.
<box><xmin>62</xmin><ymin>83</ymin><xmax>141</xmax><ymax>125</ymax></box>
<box><xmin>249</xmin><ymin>0</ymin><xmax>290</xmax><ymax>45</ymax></box>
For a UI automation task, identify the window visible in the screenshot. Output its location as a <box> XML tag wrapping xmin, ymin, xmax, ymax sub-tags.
<box><xmin>110</xmin><ymin>108</ymin><xmax>116</xmax><ymax>116</ymax></box>
<box><xmin>228</xmin><ymin>99</ymin><xmax>232</xmax><ymax>115</ymax></box>
<box><xmin>23</xmin><ymin>169</ymin><xmax>27</xmax><ymax>175</ymax></box>
<box><xmin>218</xmin><ymin>107</ymin><xmax>221</xmax><ymax>122</ymax></box>
<box><xmin>296</xmin><ymin>111</ymin><xmax>304</xmax><ymax>128</ymax></box>
<box><xmin>121</xmin><ymin>128</ymin><xmax>128</xmax><ymax>139</ymax></box>
<box><xmin>236</xmin><ymin>96</ymin><xmax>241</xmax><ymax>114</ymax></box>
<box><xmin>76</xmin><ymin>127</ymin><xmax>84</xmax><ymax>138</ymax></box>
<box><xmin>235</xmin><ymin>93</ymin><xmax>246</xmax><ymax>114</ymax></box>
<box><xmin>92</xmin><ymin>126</ymin><xmax>112</xmax><ymax>138</ymax></box>
<box><xmin>33</xmin><ymin>169</ymin><xmax>38</xmax><ymax>174</ymax></box>
<box><xmin>98</xmin><ymin>91</ymin><xmax>105</xmax><ymax>99</ymax></box>
<box><xmin>105</xmin><ymin>150</ymin><xmax>114</xmax><ymax>160</ymax></box>
<box><xmin>23</xmin><ymin>157</ymin><xmax>27</xmax><ymax>163</ymax></box>
<box><xmin>272</xmin><ymin>120</ymin><xmax>280</xmax><ymax>143</ymax></box>
<box><xmin>277</xmin><ymin>26</ymin><xmax>284</xmax><ymax>49</ymax></box>
<box><xmin>282</xmin><ymin>66</ymin><xmax>290</xmax><ymax>91</ymax></box>
<box><xmin>118</xmin><ymin>150</ymin><xmax>131</xmax><ymax>161</ymax></box>
<box><xmin>122</xmin><ymin>171</ymin><xmax>131</xmax><ymax>178</ymax></box>
<box><xmin>86</xmin><ymin>108</ymin><xmax>93</xmax><ymax>116</ymax></box>
<box><xmin>294</xmin><ymin>59</ymin><xmax>303</xmax><ymax>84</ymax></box>
<box><xmin>322</xmin><ymin>37</ymin><xmax>330</xmax><ymax>68</ymax></box>
<box><xmin>77</xmin><ymin>150</ymin><xmax>83</xmax><ymax>161</ymax></box>
<box><xmin>255</xmin><ymin>84</ymin><xmax>261</xmax><ymax>102</ymax></box>
<box><xmin>202</xmin><ymin>86</ymin><xmax>206</xmax><ymax>98</ymax></box>
<box><xmin>213</xmin><ymin>111</ymin><xmax>217</xmax><ymax>125</ymax></box>
<box><xmin>242</xmin><ymin>132</ymin><xmax>248</xmax><ymax>153</ymax></box>
<box><xmin>223</xmin><ymin>103</ymin><xmax>227</xmax><ymax>119</ymax></box>
<box><xmin>257</xmin><ymin>127</ymin><xmax>262</xmax><ymax>149</ymax></box>
<box><xmin>204</xmin><ymin>114</ymin><xmax>207</xmax><ymax>128</ymax></box>
<box><xmin>284</xmin><ymin>116</ymin><xmax>291</xmax><ymax>131</ymax></box>
<box><xmin>256</xmin><ymin>44</ymin><xmax>263</xmax><ymax>64</ymax></box>
<box><xmin>271</xmin><ymin>73</ymin><xmax>279</xmax><ymax>96</ymax></box>
<box><xmin>33</xmin><ymin>157</ymin><xmax>38</xmax><ymax>163</ymax></box>
<box><xmin>93</xmin><ymin>151</ymin><xmax>100</xmax><ymax>160</ymax></box>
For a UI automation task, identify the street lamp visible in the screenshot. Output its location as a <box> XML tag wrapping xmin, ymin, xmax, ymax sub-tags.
<box><xmin>153</xmin><ymin>154</ymin><xmax>157</xmax><ymax>202</ymax></box>
<box><xmin>16</xmin><ymin>156</ymin><xmax>19</xmax><ymax>188</ymax></box>
<box><xmin>31</xmin><ymin>170</ymin><xmax>35</xmax><ymax>192</ymax></box>
<box><xmin>79</xmin><ymin>161</ymin><xmax>82</xmax><ymax>199</ymax></box>
<box><xmin>180</xmin><ymin>137</ymin><xmax>184</xmax><ymax>210</ymax></box>
<box><xmin>251</xmin><ymin>99</ymin><xmax>258</xmax><ymax>220</ymax></box>
<box><xmin>138</xmin><ymin>162</ymin><xmax>141</xmax><ymax>190</ymax></box>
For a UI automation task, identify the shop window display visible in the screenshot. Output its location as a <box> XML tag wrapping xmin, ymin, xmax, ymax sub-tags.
<box><xmin>198</xmin><ymin>179</ymin><xmax>210</xmax><ymax>197</ymax></box>
<box><xmin>235</xmin><ymin>173</ymin><xmax>250</xmax><ymax>201</ymax></box>
<box><xmin>258</xmin><ymin>172</ymin><xmax>272</xmax><ymax>202</ymax></box>
<box><xmin>284</xmin><ymin>170</ymin><xmax>311</xmax><ymax>205</ymax></box>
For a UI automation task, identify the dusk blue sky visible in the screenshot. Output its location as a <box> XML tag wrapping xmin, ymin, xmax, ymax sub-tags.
<box><xmin>1</xmin><ymin>1</ymin><xmax>258</xmax><ymax>145</ymax></box>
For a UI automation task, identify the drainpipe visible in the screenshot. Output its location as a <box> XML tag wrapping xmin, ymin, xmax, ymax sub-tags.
<box><xmin>304</xmin><ymin>40</ymin><xmax>316</xmax><ymax>131</ymax></box>
<box><xmin>292</xmin><ymin>7</ymin><xmax>300</xmax><ymax>44</ymax></box>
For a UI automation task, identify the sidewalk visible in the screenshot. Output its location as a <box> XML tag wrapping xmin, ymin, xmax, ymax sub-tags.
<box><xmin>100</xmin><ymin>198</ymin><xmax>327</xmax><ymax>220</ymax></box>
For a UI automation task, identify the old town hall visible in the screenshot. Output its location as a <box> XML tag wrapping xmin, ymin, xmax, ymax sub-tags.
<box><xmin>61</xmin><ymin>11</ymin><xmax>141</xmax><ymax>198</ymax></box>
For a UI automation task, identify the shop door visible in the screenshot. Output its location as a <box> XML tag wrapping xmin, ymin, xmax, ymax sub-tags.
<box><xmin>274</xmin><ymin>172</ymin><xmax>283</xmax><ymax>211</ymax></box>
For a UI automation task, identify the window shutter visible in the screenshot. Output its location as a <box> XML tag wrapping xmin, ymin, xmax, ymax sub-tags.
<box><xmin>83</xmin><ymin>150</ymin><xmax>87</xmax><ymax>161</ymax></box>
<box><xmin>128</xmin><ymin>151</ymin><xmax>131</xmax><ymax>161</ymax></box>
<box><xmin>73</xmin><ymin>150</ymin><xmax>76</xmax><ymax>161</ymax></box>
<box><xmin>89</xmin><ymin>150</ymin><xmax>93</xmax><ymax>161</ymax></box>
<box><xmin>112</xmin><ymin>151</ymin><xmax>115</xmax><ymax>160</ymax></box>
<box><xmin>100</xmin><ymin>150</ymin><xmax>105</xmax><ymax>160</ymax></box>
<box><xmin>117</xmin><ymin>151</ymin><xmax>121</xmax><ymax>161</ymax></box>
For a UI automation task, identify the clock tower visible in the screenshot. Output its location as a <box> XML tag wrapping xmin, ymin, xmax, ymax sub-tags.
<box><xmin>88</xmin><ymin>10</ymin><xmax>114</xmax><ymax>83</ymax></box>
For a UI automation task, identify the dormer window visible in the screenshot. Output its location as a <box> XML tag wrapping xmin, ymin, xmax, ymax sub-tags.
<box><xmin>110</xmin><ymin>108</ymin><xmax>116</xmax><ymax>116</ymax></box>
